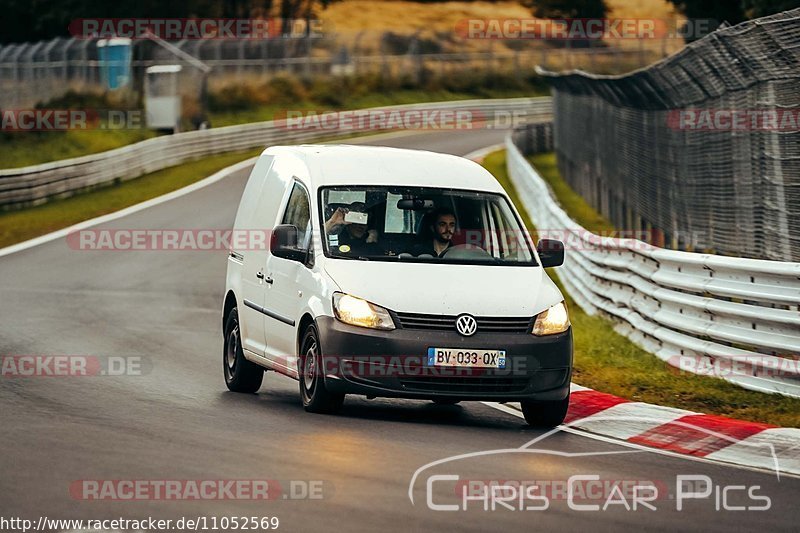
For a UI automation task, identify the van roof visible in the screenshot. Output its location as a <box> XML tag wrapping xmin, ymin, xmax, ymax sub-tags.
<box><xmin>264</xmin><ymin>144</ymin><xmax>506</xmax><ymax>194</ymax></box>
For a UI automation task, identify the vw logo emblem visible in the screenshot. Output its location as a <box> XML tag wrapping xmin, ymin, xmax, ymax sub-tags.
<box><xmin>455</xmin><ymin>314</ymin><xmax>477</xmax><ymax>336</ymax></box>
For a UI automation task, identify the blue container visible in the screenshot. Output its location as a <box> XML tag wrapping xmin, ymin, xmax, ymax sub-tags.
<box><xmin>98</xmin><ymin>38</ymin><xmax>132</xmax><ymax>90</ymax></box>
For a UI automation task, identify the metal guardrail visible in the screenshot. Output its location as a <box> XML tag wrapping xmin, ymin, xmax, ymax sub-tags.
<box><xmin>0</xmin><ymin>97</ymin><xmax>552</xmax><ymax>209</ymax></box>
<box><xmin>506</xmin><ymin>134</ymin><xmax>800</xmax><ymax>398</ymax></box>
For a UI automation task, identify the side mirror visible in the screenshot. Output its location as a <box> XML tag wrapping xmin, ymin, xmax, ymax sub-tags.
<box><xmin>537</xmin><ymin>239</ymin><xmax>564</xmax><ymax>268</ymax></box>
<box><xmin>271</xmin><ymin>224</ymin><xmax>307</xmax><ymax>262</ymax></box>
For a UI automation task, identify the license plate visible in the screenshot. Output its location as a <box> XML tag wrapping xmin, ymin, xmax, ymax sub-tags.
<box><xmin>427</xmin><ymin>348</ymin><xmax>506</xmax><ymax>369</ymax></box>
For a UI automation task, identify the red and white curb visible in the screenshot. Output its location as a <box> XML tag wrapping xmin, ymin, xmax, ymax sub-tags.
<box><xmin>502</xmin><ymin>384</ymin><xmax>800</xmax><ymax>477</ymax></box>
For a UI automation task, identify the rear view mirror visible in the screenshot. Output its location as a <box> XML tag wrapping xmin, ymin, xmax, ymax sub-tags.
<box><xmin>537</xmin><ymin>239</ymin><xmax>565</xmax><ymax>268</ymax></box>
<box><xmin>271</xmin><ymin>224</ymin><xmax>306</xmax><ymax>262</ymax></box>
<box><xmin>397</xmin><ymin>198</ymin><xmax>435</xmax><ymax>210</ymax></box>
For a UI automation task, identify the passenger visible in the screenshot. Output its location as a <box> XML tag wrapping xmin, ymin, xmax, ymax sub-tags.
<box><xmin>412</xmin><ymin>208</ymin><xmax>457</xmax><ymax>258</ymax></box>
<box><xmin>324</xmin><ymin>202</ymin><xmax>381</xmax><ymax>256</ymax></box>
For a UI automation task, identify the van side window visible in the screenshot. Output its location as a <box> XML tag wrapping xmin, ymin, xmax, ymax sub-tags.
<box><xmin>385</xmin><ymin>192</ymin><xmax>421</xmax><ymax>234</ymax></box>
<box><xmin>282</xmin><ymin>182</ymin><xmax>311</xmax><ymax>251</ymax></box>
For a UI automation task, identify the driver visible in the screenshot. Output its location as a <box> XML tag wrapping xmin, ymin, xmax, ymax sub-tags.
<box><xmin>413</xmin><ymin>208</ymin><xmax>456</xmax><ymax>258</ymax></box>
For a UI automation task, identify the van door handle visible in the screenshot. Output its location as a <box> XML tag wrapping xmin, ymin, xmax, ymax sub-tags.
<box><xmin>265</xmin><ymin>276</ymin><xmax>274</xmax><ymax>284</ymax></box>
<box><xmin>256</xmin><ymin>271</ymin><xmax>264</xmax><ymax>279</ymax></box>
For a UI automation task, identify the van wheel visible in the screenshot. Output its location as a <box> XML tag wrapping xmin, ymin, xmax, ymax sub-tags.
<box><xmin>520</xmin><ymin>396</ymin><xmax>569</xmax><ymax>428</ymax></box>
<box><xmin>223</xmin><ymin>307</ymin><xmax>264</xmax><ymax>393</ymax></box>
<box><xmin>299</xmin><ymin>324</ymin><xmax>344</xmax><ymax>414</ymax></box>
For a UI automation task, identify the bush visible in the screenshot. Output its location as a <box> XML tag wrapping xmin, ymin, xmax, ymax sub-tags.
<box><xmin>381</xmin><ymin>32</ymin><xmax>443</xmax><ymax>55</ymax></box>
<box><xmin>438</xmin><ymin>70</ymin><xmax>546</xmax><ymax>96</ymax></box>
<box><xmin>36</xmin><ymin>89</ymin><xmax>131</xmax><ymax>110</ymax></box>
<box><xmin>306</xmin><ymin>76</ymin><xmax>348</xmax><ymax>107</ymax></box>
<box><xmin>264</xmin><ymin>74</ymin><xmax>309</xmax><ymax>105</ymax></box>
<box><xmin>183</xmin><ymin>69</ymin><xmax>548</xmax><ymax>115</ymax></box>
<box><xmin>305</xmin><ymin>74</ymin><xmax>381</xmax><ymax>106</ymax></box>
<box><xmin>208</xmin><ymin>83</ymin><xmax>268</xmax><ymax>112</ymax></box>
<box><xmin>354</xmin><ymin>72</ymin><xmax>397</xmax><ymax>93</ymax></box>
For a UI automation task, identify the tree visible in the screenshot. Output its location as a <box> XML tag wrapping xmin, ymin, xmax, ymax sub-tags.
<box><xmin>521</xmin><ymin>0</ymin><xmax>609</xmax><ymax>48</ymax></box>
<box><xmin>526</xmin><ymin>0</ymin><xmax>609</xmax><ymax>19</ymax></box>
<box><xmin>742</xmin><ymin>0</ymin><xmax>800</xmax><ymax>18</ymax></box>
<box><xmin>0</xmin><ymin>0</ymin><xmax>339</xmax><ymax>44</ymax></box>
<box><xmin>665</xmin><ymin>0</ymin><xmax>745</xmax><ymax>41</ymax></box>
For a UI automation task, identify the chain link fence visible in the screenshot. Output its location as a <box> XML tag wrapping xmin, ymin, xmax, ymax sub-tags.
<box><xmin>538</xmin><ymin>8</ymin><xmax>800</xmax><ymax>262</ymax></box>
<box><xmin>0</xmin><ymin>33</ymin><xmax>670</xmax><ymax>109</ymax></box>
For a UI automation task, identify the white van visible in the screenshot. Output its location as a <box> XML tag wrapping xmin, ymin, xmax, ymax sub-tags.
<box><xmin>222</xmin><ymin>145</ymin><xmax>572</xmax><ymax>427</ymax></box>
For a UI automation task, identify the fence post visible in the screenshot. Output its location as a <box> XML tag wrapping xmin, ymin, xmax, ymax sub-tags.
<box><xmin>304</xmin><ymin>33</ymin><xmax>312</xmax><ymax>77</ymax></box>
<box><xmin>638</xmin><ymin>38</ymin><xmax>645</xmax><ymax>67</ymax></box>
<box><xmin>261</xmin><ymin>39</ymin><xmax>268</xmax><ymax>77</ymax></box>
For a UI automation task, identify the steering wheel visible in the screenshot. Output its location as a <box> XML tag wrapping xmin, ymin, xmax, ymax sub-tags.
<box><xmin>441</xmin><ymin>244</ymin><xmax>491</xmax><ymax>260</ymax></box>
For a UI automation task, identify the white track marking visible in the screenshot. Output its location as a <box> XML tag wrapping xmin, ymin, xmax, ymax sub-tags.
<box><xmin>707</xmin><ymin>428</ymin><xmax>800</xmax><ymax>473</ymax></box>
<box><xmin>462</xmin><ymin>144</ymin><xmax>505</xmax><ymax>162</ymax></box>
<box><xmin>567</xmin><ymin>402</ymin><xmax>696</xmax><ymax>441</ymax></box>
<box><xmin>0</xmin><ymin>158</ymin><xmax>257</xmax><ymax>259</ymax></box>
<box><xmin>483</xmin><ymin>402</ymin><xmax>800</xmax><ymax>479</ymax></box>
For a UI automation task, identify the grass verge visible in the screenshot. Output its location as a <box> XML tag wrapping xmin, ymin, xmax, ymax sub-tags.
<box><xmin>0</xmin><ymin>129</ymin><xmax>157</xmax><ymax>170</ymax></box>
<box><xmin>0</xmin><ymin>87</ymin><xmax>542</xmax><ymax>169</ymax></box>
<box><xmin>0</xmin><ymin>150</ymin><xmax>260</xmax><ymax>249</ymax></box>
<box><xmin>527</xmin><ymin>152</ymin><xmax>616</xmax><ymax>233</ymax></box>
<box><xmin>209</xmin><ymin>88</ymin><xmax>539</xmax><ymax>128</ymax></box>
<box><xmin>482</xmin><ymin>149</ymin><xmax>800</xmax><ymax>428</ymax></box>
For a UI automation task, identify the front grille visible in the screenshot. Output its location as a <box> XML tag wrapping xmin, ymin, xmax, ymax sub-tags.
<box><xmin>399</xmin><ymin>376</ymin><xmax>530</xmax><ymax>394</ymax></box>
<box><xmin>394</xmin><ymin>312</ymin><xmax>532</xmax><ymax>333</ymax></box>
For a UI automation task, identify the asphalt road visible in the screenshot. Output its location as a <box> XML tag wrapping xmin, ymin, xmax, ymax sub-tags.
<box><xmin>1</xmin><ymin>129</ymin><xmax>797</xmax><ymax>532</ymax></box>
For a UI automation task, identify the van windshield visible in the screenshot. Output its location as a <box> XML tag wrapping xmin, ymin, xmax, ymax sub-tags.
<box><xmin>318</xmin><ymin>186</ymin><xmax>537</xmax><ymax>266</ymax></box>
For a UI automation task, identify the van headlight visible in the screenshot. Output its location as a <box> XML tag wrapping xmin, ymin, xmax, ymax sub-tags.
<box><xmin>332</xmin><ymin>292</ymin><xmax>395</xmax><ymax>330</ymax></box>
<box><xmin>532</xmin><ymin>302</ymin><xmax>570</xmax><ymax>336</ymax></box>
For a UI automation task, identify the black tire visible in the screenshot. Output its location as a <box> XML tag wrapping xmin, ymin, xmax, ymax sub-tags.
<box><xmin>432</xmin><ymin>399</ymin><xmax>460</xmax><ymax>405</ymax></box>
<box><xmin>298</xmin><ymin>324</ymin><xmax>344</xmax><ymax>414</ymax></box>
<box><xmin>520</xmin><ymin>396</ymin><xmax>570</xmax><ymax>428</ymax></box>
<box><xmin>223</xmin><ymin>307</ymin><xmax>264</xmax><ymax>393</ymax></box>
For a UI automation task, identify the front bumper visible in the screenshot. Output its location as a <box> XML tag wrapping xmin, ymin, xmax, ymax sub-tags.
<box><xmin>315</xmin><ymin>316</ymin><xmax>572</xmax><ymax>401</ymax></box>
